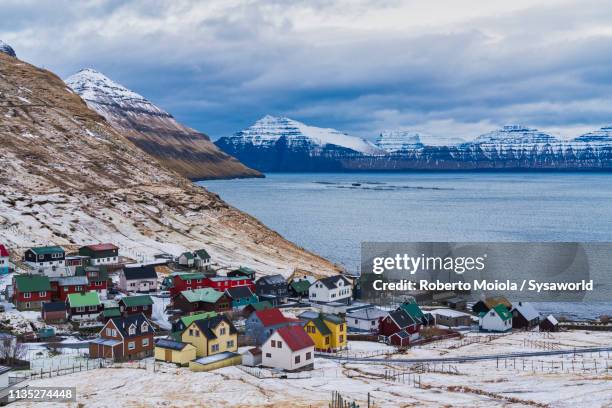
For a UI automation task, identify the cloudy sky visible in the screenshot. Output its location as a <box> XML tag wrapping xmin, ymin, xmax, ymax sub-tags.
<box><xmin>3</xmin><ymin>0</ymin><xmax>612</xmax><ymax>140</ymax></box>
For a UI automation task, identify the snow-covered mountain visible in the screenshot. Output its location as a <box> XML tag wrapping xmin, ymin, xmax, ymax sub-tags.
<box><xmin>375</xmin><ymin>130</ymin><xmax>466</xmax><ymax>152</ymax></box>
<box><xmin>65</xmin><ymin>69</ymin><xmax>260</xmax><ymax>180</ymax></box>
<box><xmin>0</xmin><ymin>40</ymin><xmax>16</xmax><ymax>57</ymax></box>
<box><xmin>573</xmin><ymin>125</ymin><xmax>612</xmax><ymax>143</ymax></box>
<box><xmin>227</xmin><ymin>115</ymin><xmax>381</xmax><ymax>154</ymax></box>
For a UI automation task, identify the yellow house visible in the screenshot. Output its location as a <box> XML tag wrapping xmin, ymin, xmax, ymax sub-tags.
<box><xmin>181</xmin><ymin>314</ymin><xmax>238</xmax><ymax>357</ymax></box>
<box><xmin>154</xmin><ymin>338</ymin><xmax>197</xmax><ymax>366</ymax></box>
<box><xmin>303</xmin><ymin>313</ymin><xmax>347</xmax><ymax>352</ymax></box>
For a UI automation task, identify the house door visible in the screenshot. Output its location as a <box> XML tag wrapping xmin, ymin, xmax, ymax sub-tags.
<box><xmin>165</xmin><ymin>349</ymin><xmax>172</xmax><ymax>361</ymax></box>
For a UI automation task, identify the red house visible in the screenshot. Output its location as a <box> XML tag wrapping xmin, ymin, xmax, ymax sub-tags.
<box><xmin>169</xmin><ymin>273</ymin><xmax>207</xmax><ymax>297</ymax></box>
<box><xmin>203</xmin><ymin>276</ymin><xmax>255</xmax><ymax>292</ymax></box>
<box><xmin>378</xmin><ymin>309</ymin><xmax>419</xmax><ymax>338</ymax></box>
<box><xmin>118</xmin><ymin>295</ymin><xmax>154</xmax><ymax>318</ymax></box>
<box><xmin>13</xmin><ymin>275</ymin><xmax>52</xmax><ymax>311</ymax></box>
<box><xmin>49</xmin><ymin>276</ymin><xmax>89</xmax><ymax>301</ymax></box>
<box><xmin>77</xmin><ymin>266</ymin><xmax>110</xmax><ymax>297</ymax></box>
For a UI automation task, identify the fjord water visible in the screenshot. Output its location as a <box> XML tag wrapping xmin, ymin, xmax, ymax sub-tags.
<box><xmin>199</xmin><ymin>172</ymin><xmax>612</xmax><ymax>319</ymax></box>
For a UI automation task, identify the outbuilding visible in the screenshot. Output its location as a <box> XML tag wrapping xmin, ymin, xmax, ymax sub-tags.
<box><xmin>41</xmin><ymin>301</ymin><xmax>68</xmax><ymax>323</ymax></box>
<box><xmin>242</xmin><ymin>347</ymin><xmax>262</xmax><ymax>367</ymax></box>
<box><xmin>539</xmin><ymin>315</ymin><xmax>559</xmax><ymax>332</ymax></box>
<box><xmin>154</xmin><ymin>338</ymin><xmax>197</xmax><ymax>366</ymax></box>
<box><xmin>511</xmin><ymin>302</ymin><xmax>540</xmax><ymax>329</ymax></box>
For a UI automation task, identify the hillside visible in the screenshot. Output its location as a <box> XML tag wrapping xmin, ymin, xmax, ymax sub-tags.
<box><xmin>65</xmin><ymin>69</ymin><xmax>261</xmax><ymax>180</ymax></box>
<box><xmin>0</xmin><ymin>52</ymin><xmax>340</xmax><ymax>278</ymax></box>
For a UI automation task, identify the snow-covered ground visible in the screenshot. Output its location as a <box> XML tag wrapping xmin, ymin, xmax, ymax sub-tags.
<box><xmin>11</xmin><ymin>330</ymin><xmax>612</xmax><ymax>407</ymax></box>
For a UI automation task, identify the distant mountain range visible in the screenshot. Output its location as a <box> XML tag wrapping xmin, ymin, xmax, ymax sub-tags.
<box><xmin>216</xmin><ymin>119</ymin><xmax>612</xmax><ymax>171</ymax></box>
<box><xmin>65</xmin><ymin>69</ymin><xmax>260</xmax><ymax>180</ymax></box>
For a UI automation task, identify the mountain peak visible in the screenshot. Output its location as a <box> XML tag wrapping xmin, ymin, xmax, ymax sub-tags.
<box><xmin>0</xmin><ymin>40</ymin><xmax>16</xmax><ymax>58</ymax></box>
<box><xmin>234</xmin><ymin>115</ymin><xmax>381</xmax><ymax>154</ymax></box>
<box><xmin>65</xmin><ymin>68</ymin><xmax>148</xmax><ymax>107</ymax></box>
<box><xmin>475</xmin><ymin>125</ymin><xmax>560</xmax><ymax>144</ymax></box>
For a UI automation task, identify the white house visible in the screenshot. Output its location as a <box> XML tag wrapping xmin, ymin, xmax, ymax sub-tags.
<box><xmin>242</xmin><ymin>347</ymin><xmax>262</xmax><ymax>367</ymax></box>
<box><xmin>479</xmin><ymin>304</ymin><xmax>512</xmax><ymax>332</ymax></box>
<box><xmin>178</xmin><ymin>252</ymin><xmax>195</xmax><ymax>267</ymax></box>
<box><xmin>23</xmin><ymin>246</ymin><xmax>69</xmax><ymax>277</ymax></box>
<box><xmin>308</xmin><ymin>275</ymin><xmax>353</xmax><ymax>305</ymax></box>
<box><xmin>119</xmin><ymin>265</ymin><xmax>158</xmax><ymax>293</ymax></box>
<box><xmin>346</xmin><ymin>307</ymin><xmax>387</xmax><ymax>332</ymax></box>
<box><xmin>193</xmin><ymin>249</ymin><xmax>211</xmax><ymax>269</ymax></box>
<box><xmin>262</xmin><ymin>326</ymin><xmax>315</xmax><ymax>371</ymax></box>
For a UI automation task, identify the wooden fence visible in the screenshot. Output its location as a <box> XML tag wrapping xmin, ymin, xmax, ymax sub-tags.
<box><xmin>329</xmin><ymin>391</ymin><xmax>374</xmax><ymax>408</ymax></box>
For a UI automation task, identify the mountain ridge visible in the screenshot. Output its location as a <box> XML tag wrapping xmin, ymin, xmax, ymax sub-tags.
<box><xmin>65</xmin><ymin>68</ymin><xmax>261</xmax><ymax>181</ymax></box>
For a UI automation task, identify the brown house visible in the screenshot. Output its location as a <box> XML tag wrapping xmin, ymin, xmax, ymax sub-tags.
<box><xmin>89</xmin><ymin>313</ymin><xmax>155</xmax><ymax>361</ymax></box>
<box><xmin>173</xmin><ymin>288</ymin><xmax>231</xmax><ymax>314</ymax></box>
<box><xmin>41</xmin><ymin>301</ymin><xmax>68</xmax><ymax>323</ymax></box>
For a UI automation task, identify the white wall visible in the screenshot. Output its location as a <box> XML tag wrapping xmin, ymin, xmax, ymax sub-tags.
<box><xmin>479</xmin><ymin>310</ymin><xmax>512</xmax><ymax>332</ymax></box>
<box><xmin>261</xmin><ymin>331</ymin><xmax>313</xmax><ymax>371</ymax></box>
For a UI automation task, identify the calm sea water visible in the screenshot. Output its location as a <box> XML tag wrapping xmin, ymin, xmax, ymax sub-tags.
<box><xmin>199</xmin><ymin>172</ymin><xmax>612</xmax><ymax>319</ymax></box>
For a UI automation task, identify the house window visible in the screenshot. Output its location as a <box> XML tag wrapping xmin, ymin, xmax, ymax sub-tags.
<box><xmin>271</xmin><ymin>340</ymin><xmax>276</xmax><ymax>348</ymax></box>
<box><xmin>325</xmin><ymin>337</ymin><xmax>330</xmax><ymax>345</ymax></box>
<box><xmin>88</xmin><ymin>306</ymin><xmax>97</xmax><ymax>311</ymax></box>
<box><xmin>226</xmin><ymin>340</ymin><xmax>234</xmax><ymax>348</ymax></box>
<box><xmin>23</xmin><ymin>292</ymin><xmax>31</xmax><ymax>299</ymax></box>
<box><xmin>76</xmin><ymin>286</ymin><xmax>82</xmax><ymax>291</ymax></box>
<box><xmin>277</xmin><ymin>341</ymin><xmax>282</xmax><ymax>349</ymax></box>
<box><xmin>76</xmin><ymin>307</ymin><xmax>85</xmax><ymax>312</ymax></box>
<box><xmin>220</xmin><ymin>327</ymin><xmax>226</xmax><ymax>335</ymax></box>
<box><xmin>25</xmin><ymin>302</ymin><xmax>30</xmax><ymax>308</ymax></box>
<box><xmin>141</xmin><ymin>323</ymin><xmax>148</xmax><ymax>332</ymax></box>
<box><xmin>339</xmin><ymin>324</ymin><xmax>344</xmax><ymax>332</ymax></box>
<box><xmin>306</xmin><ymin>352</ymin><xmax>312</xmax><ymax>360</ymax></box>
<box><xmin>189</xmin><ymin>329</ymin><xmax>194</xmax><ymax>336</ymax></box>
<box><xmin>132</xmin><ymin>307</ymin><xmax>137</xmax><ymax>311</ymax></box>
<box><xmin>212</xmin><ymin>344</ymin><xmax>219</xmax><ymax>352</ymax></box>
<box><xmin>142</xmin><ymin>338</ymin><xmax>149</xmax><ymax>347</ymax></box>
<box><xmin>106</xmin><ymin>328</ymin><xmax>112</xmax><ymax>336</ymax></box>
<box><xmin>128</xmin><ymin>326</ymin><xmax>135</xmax><ymax>335</ymax></box>
<box><xmin>143</xmin><ymin>305</ymin><xmax>148</xmax><ymax>310</ymax></box>
<box><xmin>295</xmin><ymin>355</ymin><xmax>301</xmax><ymax>364</ymax></box>
<box><xmin>265</xmin><ymin>353</ymin><xmax>271</xmax><ymax>358</ymax></box>
<box><xmin>128</xmin><ymin>341</ymin><xmax>135</xmax><ymax>350</ymax></box>
<box><xmin>355</xmin><ymin>320</ymin><xmax>358</xmax><ymax>324</ymax></box>
<box><xmin>339</xmin><ymin>335</ymin><xmax>344</xmax><ymax>343</ymax></box>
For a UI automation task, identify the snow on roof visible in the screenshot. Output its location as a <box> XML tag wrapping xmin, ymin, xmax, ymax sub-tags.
<box><xmin>512</xmin><ymin>302</ymin><xmax>540</xmax><ymax>321</ymax></box>
<box><xmin>545</xmin><ymin>314</ymin><xmax>558</xmax><ymax>325</ymax></box>
<box><xmin>347</xmin><ymin>307</ymin><xmax>387</xmax><ymax>320</ymax></box>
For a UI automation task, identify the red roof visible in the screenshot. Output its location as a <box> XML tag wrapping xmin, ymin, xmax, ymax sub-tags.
<box><xmin>275</xmin><ymin>326</ymin><xmax>314</xmax><ymax>352</ymax></box>
<box><xmin>0</xmin><ymin>245</ymin><xmax>8</xmax><ymax>257</ymax></box>
<box><xmin>255</xmin><ymin>308</ymin><xmax>293</xmax><ymax>327</ymax></box>
<box><xmin>84</xmin><ymin>243</ymin><xmax>118</xmax><ymax>251</ymax></box>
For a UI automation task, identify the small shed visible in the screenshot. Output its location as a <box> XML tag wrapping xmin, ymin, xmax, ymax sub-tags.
<box><xmin>389</xmin><ymin>330</ymin><xmax>410</xmax><ymax>347</ymax></box>
<box><xmin>154</xmin><ymin>338</ymin><xmax>197</xmax><ymax>366</ymax></box>
<box><xmin>539</xmin><ymin>315</ymin><xmax>559</xmax><ymax>332</ymax></box>
<box><xmin>444</xmin><ymin>297</ymin><xmax>467</xmax><ymax>310</ymax></box>
<box><xmin>242</xmin><ymin>347</ymin><xmax>262</xmax><ymax>367</ymax></box>
<box><xmin>189</xmin><ymin>351</ymin><xmax>242</xmax><ymax>372</ymax></box>
<box><xmin>430</xmin><ymin>308</ymin><xmax>474</xmax><ymax>327</ymax></box>
<box><xmin>42</xmin><ymin>301</ymin><xmax>68</xmax><ymax>323</ymax></box>
<box><xmin>511</xmin><ymin>302</ymin><xmax>540</xmax><ymax>329</ymax></box>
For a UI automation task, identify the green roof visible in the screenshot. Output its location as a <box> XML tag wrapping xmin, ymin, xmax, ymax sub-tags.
<box><xmin>400</xmin><ymin>301</ymin><xmax>425</xmax><ymax>321</ymax></box>
<box><xmin>180</xmin><ymin>252</ymin><xmax>195</xmax><ymax>260</ymax></box>
<box><xmin>67</xmin><ymin>291</ymin><xmax>100</xmax><ymax>308</ymax></box>
<box><xmin>180</xmin><ymin>311</ymin><xmax>218</xmax><ymax>328</ymax></box>
<box><xmin>30</xmin><ymin>246</ymin><xmax>64</xmax><ymax>255</ymax></box>
<box><xmin>250</xmin><ymin>300</ymin><xmax>272</xmax><ymax>311</ymax></box>
<box><xmin>181</xmin><ymin>288</ymin><xmax>223</xmax><ymax>303</ymax></box>
<box><xmin>14</xmin><ymin>275</ymin><xmax>51</xmax><ymax>292</ymax></box>
<box><xmin>120</xmin><ymin>295</ymin><xmax>153</xmax><ymax>307</ymax></box>
<box><xmin>177</xmin><ymin>273</ymin><xmax>206</xmax><ymax>281</ymax></box>
<box><xmin>103</xmin><ymin>308</ymin><xmax>121</xmax><ymax>318</ymax></box>
<box><xmin>493</xmin><ymin>304</ymin><xmax>512</xmax><ymax>321</ymax></box>
<box><xmin>194</xmin><ymin>249</ymin><xmax>210</xmax><ymax>259</ymax></box>
<box><xmin>290</xmin><ymin>280</ymin><xmax>311</xmax><ymax>294</ymax></box>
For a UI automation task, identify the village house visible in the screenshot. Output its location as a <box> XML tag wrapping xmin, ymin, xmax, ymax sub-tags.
<box><xmin>177</xmin><ymin>251</ymin><xmax>195</xmax><ymax>267</ymax></box>
<box><xmin>41</xmin><ymin>301</ymin><xmax>68</xmax><ymax>323</ymax></box>
<box><xmin>245</xmin><ymin>308</ymin><xmax>302</xmax><ymax>345</ymax></box>
<box><xmin>102</xmin><ymin>300</ymin><xmax>121</xmax><ymax>321</ymax></box>
<box><xmin>64</xmin><ymin>256</ymin><xmax>90</xmax><ymax>275</ymax></box>
<box><xmin>308</xmin><ymin>275</ymin><xmax>353</xmax><ymax>305</ymax></box>
<box><xmin>346</xmin><ymin>307</ymin><xmax>387</xmax><ymax>332</ymax></box>
<box><xmin>174</xmin><ymin>288</ymin><xmax>231</xmax><ymax>314</ymax></box>
<box><xmin>242</xmin><ymin>347</ymin><xmax>262</xmax><ymax>367</ymax></box>
<box><xmin>301</xmin><ymin>313</ymin><xmax>347</xmax><ymax>352</ymax></box>
<box><xmin>288</xmin><ymin>279</ymin><xmax>311</xmax><ymax>298</ymax></box>
<box><xmin>66</xmin><ymin>291</ymin><xmax>102</xmax><ymax>321</ymax></box>
<box><xmin>181</xmin><ymin>314</ymin><xmax>238</xmax><ymax>358</ymax></box>
<box><xmin>49</xmin><ymin>276</ymin><xmax>89</xmax><ymax>301</ymax></box>
<box><xmin>171</xmin><ymin>311</ymin><xmax>218</xmax><ymax>339</ymax></box>
<box><xmin>225</xmin><ymin>286</ymin><xmax>258</xmax><ymax>309</ymax></box>
<box><xmin>89</xmin><ymin>313</ymin><xmax>155</xmax><ymax>361</ymax></box>
<box><xmin>75</xmin><ymin>266</ymin><xmax>109</xmax><ymax>297</ymax></box>
<box><xmin>118</xmin><ymin>295</ymin><xmax>154</xmax><ymax>318</ymax></box>
<box><xmin>539</xmin><ymin>315</ymin><xmax>559</xmax><ymax>332</ymax></box>
<box><xmin>0</xmin><ymin>244</ymin><xmax>9</xmax><ymax>275</ymax></box>
<box><xmin>169</xmin><ymin>273</ymin><xmax>208</xmax><ymax>297</ymax></box>
<box><xmin>12</xmin><ymin>274</ymin><xmax>51</xmax><ymax>310</ymax></box>
<box><xmin>154</xmin><ymin>338</ymin><xmax>197</xmax><ymax>366</ymax></box>
<box><xmin>472</xmin><ymin>296</ymin><xmax>512</xmax><ymax>315</ymax></box>
<box><xmin>430</xmin><ymin>308</ymin><xmax>474</xmax><ymax>327</ymax></box>
<box><xmin>255</xmin><ymin>274</ymin><xmax>288</xmax><ymax>306</ymax></box>
<box><xmin>399</xmin><ymin>301</ymin><xmax>434</xmax><ymax>326</ymax></box>
<box><xmin>262</xmin><ymin>326</ymin><xmax>315</xmax><ymax>372</ymax></box>
<box><xmin>389</xmin><ymin>330</ymin><xmax>411</xmax><ymax>348</ymax></box>
<box><xmin>227</xmin><ymin>266</ymin><xmax>256</xmax><ymax>280</ymax></box>
<box><xmin>119</xmin><ymin>265</ymin><xmax>158</xmax><ymax>293</ymax></box>
<box><xmin>193</xmin><ymin>249</ymin><xmax>211</xmax><ymax>269</ymax></box>
<box><xmin>242</xmin><ymin>300</ymin><xmax>273</xmax><ymax>316</ymax></box>
<box><xmin>204</xmin><ymin>276</ymin><xmax>255</xmax><ymax>293</ymax></box>
<box><xmin>479</xmin><ymin>304</ymin><xmax>513</xmax><ymax>332</ymax></box>
<box><xmin>78</xmin><ymin>243</ymin><xmax>119</xmax><ymax>266</ymax></box>
<box><xmin>379</xmin><ymin>308</ymin><xmax>420</xmax><ymax>340</ymax></box>
<box><xmin>23</xmin><ymin>246</ymin><xmax>68</xmax><ymax>276</ymax></box>
<box><xmin>443</xmin><ymin>297</ymin><xmax>467</xmax><ymax>310</ymax></box>
<box><xmin>511</xmin><ymin>301</ymin><xmax>540</xmax><ymax>329</ymax></box>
